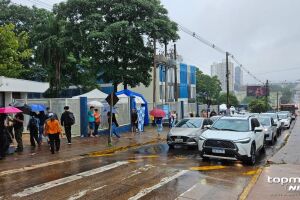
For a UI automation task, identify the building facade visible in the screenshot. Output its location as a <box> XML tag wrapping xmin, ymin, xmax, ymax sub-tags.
<box><xmin>211</xmin><ymin>60</ymin><xmax>234</xmax><ymax>92</ymax></box>
<box><xmin>0</xmin><ymin>76</ymin><xmax>49</xmax><ymax>107</ymax></box>
<box><xmin>234</xmin><ymin>66</ymin><xmax>243</xmax><ymax>91</ymax></box>
<box><xmin>110</xmin><ymin>62</ymin><xmax>197</xmax><ymax>103</ymax></box>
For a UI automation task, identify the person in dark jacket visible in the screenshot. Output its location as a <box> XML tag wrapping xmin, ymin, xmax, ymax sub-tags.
<box><xmin>13</xmin><ymin>112</ymin><xmax>24</xmax><ymax>152</ymax></box>
<box><xmin>60</xmin><ymin>106</ymin><xmax>74</xmax><ymax>144</ymax></box>
<box><xmin>107</xmin><ymin>111</ymin><xmax>120</xmax><ymax>138</ymax></box>
<box><xmin>0</xmin><ymin>114</ymin><xmax>10</xmax><ymax>159</ymax></box>
<box><xmin>131</xmin><ymin>109</ymin><xmax>138</xmax><ymax>133</ymax></box>
<box><xmin>27</xmin><ymin>112</ymin><xmax>40</xmax><ymax>147</ymax></box>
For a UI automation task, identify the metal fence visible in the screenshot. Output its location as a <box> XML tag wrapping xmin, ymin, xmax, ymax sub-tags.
<box><xmin>16</xmin><ymin>97</ymin><xmax>130</xmax><ymax>137</ymax></box>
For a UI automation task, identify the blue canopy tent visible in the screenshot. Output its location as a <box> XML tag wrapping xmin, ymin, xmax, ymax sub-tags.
<box><xmin>115</xmin><ymin>89</ymin><xmax>149</xmax><ymax>125</ymax></box>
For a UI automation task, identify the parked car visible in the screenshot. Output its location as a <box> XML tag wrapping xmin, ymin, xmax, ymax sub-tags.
<box><xmin>198</xmin><ymin>116</ymin><xmax>265</xmax><ymax>165</ymax></box>
<box><xmin>258</xmin><ymin>116</ymin><xmax>277</xmax><ymax>145</ymax></box>
<box><xmin>260</xmin><ymin>112</ymin><xmax>282</xmax><ymax>135</ymax></box>
<box><xmin>167</xmin><ymin>118</ymin><xmax>213</xmax><ymax>148</ymax></box>
<box><xmin>278</xmin><ymin>113</ymin><xmax>291</xmax><ymax>129</ymax></box>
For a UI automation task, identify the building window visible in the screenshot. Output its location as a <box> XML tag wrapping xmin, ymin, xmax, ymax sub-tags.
<box><xmin>159</xmin><ymin>85</ymin><xmax>165</xmax><ymax>100</ymax></box>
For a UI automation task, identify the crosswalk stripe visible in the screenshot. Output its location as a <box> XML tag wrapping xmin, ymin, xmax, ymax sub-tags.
<box><xmin>175</xmin><ymin>183</ymin><xmax>198</xmax><ymax>200</ymax></box>
<box><xmin>128</xmin><ymin>170</ymin><xmax>189</xmax><ymax>200</ymax></box>
<box><xmin>12</xmin><ymin>161</ymin><xmax>129</xmax><ymax>198</ymax></box>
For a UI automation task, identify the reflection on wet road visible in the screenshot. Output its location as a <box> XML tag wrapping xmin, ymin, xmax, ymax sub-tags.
<box><xmin>0</xmin><ymin>124</ymin><xmax>293</xmax><ymax>200</ymax></box>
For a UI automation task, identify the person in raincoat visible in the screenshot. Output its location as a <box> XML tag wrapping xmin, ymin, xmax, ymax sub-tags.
<box><xmin>137</xmin><ymin>105</ymin><xmax>145</xmax><ymax>133</ymax></box>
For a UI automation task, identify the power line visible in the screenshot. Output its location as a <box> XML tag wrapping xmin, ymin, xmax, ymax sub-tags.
<box><xmin>177</xmin><ymin>23</ymin><xmax>265</xmax><ymax>84</ymax></box>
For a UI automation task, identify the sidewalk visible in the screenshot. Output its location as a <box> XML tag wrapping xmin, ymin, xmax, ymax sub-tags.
<box><xmin>246</xmin><ymin>118</ymin><xmax>300</xmax><ymax>200</ymax></box>
<box><xmin>0</xmin><ymin>126</ymin><xmax>168</xmax><ymax>174</ymax></box>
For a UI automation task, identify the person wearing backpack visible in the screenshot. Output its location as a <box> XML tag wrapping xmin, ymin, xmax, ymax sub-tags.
<box><xmin>60</xmin><ymin>106</ymin><xmax>75</xmax><ymax>144</ymax></box>
<box><xmin>93</xmin><ymin>109</ymin><xmax>101</xmax><ymax>136</ymax></box>
<box><xmin>27</xmin><ymin>112</ymin><xmax>40</xmax><ymax>147</ymax></box>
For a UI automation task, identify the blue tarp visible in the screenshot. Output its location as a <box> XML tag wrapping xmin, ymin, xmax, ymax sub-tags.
<box><xmin>115</xmin><ymin>89</ymin><xmax>149</xmax><ymax>125</ymax></box>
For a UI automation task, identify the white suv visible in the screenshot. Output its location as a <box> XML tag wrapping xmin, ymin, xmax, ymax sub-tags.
<box><xmin>198</xmin><ymin>116</ymin><xmax>265</xmax><ymax>165</ymax></box>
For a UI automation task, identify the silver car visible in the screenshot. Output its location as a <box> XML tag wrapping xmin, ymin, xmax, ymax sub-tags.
<box><xmin>167</xmin><ymin>118</ymin><xmax>213</xmax><ymax>148</ymax></box>
<box><xmin>258</xmin><ymin>116</ymin><xmax>277</xmax><ymax>145</ymax></box>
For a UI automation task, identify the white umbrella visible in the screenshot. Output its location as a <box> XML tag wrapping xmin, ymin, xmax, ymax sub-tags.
<box><xmin>88</xmin><ymin>101</ymin><xmax>104</xmax><ymax>107</ymax></box>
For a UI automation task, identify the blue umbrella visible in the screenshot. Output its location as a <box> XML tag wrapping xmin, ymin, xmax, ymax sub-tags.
<box><xmin>29</xmin><ymin>104</ymin><xmax>47</xmax><ymax>112</ymax></box>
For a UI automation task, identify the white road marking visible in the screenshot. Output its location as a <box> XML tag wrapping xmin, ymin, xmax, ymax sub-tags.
<box><xmin>128</xmin><ymin>170</ymin><xmax>188</xmax><ymax>200</ymax></box>
<box><xmin>175</xmin><ymin>183</ymin><xmax>198</xmax><ymax>200</ymax></box>
<box><xmin>92</xmin><ymin>185</ymin><xmax>107</xmax><ymax>191</ymax></box>
<box><xmin>0</xmin><ymin>157</ymin><xmax>82</xmax><ymax>177</ymax></box>
<box><xmin>12</xmin><ymin>161</ymin><xmax>129</xmax><ymax>198</ymax></box>
<box><xmin>121</xmin><ymin>165</ymin><xmax>155</xmax><ymax>181</ymax></box>
<box><xmin>67</xmin><ymin>189</ymin><xmax>89</xmax><ymax>200</ymax></box>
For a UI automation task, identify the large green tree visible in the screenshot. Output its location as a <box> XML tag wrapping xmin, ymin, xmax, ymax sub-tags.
<box><xmin>196</xmin><ymin>69</ymin><xmax>222</xmax><ymax>104</ymax></box>
<box><xmin>249</xmin><ymin>99</ymin><xmax>269</xmax><ymax>113</ymax></box>
<box><xmin>55</xmin><ymin>0</ymin><xmax>179</xmax><ymax>91</ymax></box>
<box><xmin>0</xmin><ymin>23</ymin><xmax>31</xmax><ymax>77</ymax></box>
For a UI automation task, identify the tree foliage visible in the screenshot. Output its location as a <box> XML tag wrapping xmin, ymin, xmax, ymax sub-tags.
<box><xmin>55</xmin><ymin>0</ymin><xmax>179</xmax><ymax>91</ymax></box>
<box><xmin>218</xmin><ymin>93</ymin><xmax>239</xmax><ymax>107</ymax></box>
<box><xmin>196</xmin><ymin>69</ymin><xmax>222</xmax><ymax>104</ymax></box>
<box><xmin>249</xmin><ymin>99</ymin><xmax>269</xmax><ymax>113</ymax></box>
<box><xmin>0</xmin><ymin>23</ymin><xmax>31</xmax><ymax>77</ymax></box>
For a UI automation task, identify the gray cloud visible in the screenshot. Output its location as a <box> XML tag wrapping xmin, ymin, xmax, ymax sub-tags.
<box><xmin>12</xmin><ymin>0</ymin><xmax>300</xmax><ymax>84</ymax></box>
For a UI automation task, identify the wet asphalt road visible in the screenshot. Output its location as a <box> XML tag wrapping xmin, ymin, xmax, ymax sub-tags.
<box><xmin>0</xmin><ymin>122</ymin><xmax>295</xmax><ymax>200</ymax></box>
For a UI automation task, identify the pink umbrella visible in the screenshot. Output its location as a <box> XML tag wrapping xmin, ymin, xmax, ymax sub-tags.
<box><xmin>0</xmin><ymin>107</ymin><xmax>22</xmax><ymax>114</ymax></box>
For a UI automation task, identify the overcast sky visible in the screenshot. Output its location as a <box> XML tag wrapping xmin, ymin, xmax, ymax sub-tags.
<box><xmin>12</xmin><ymin>0</ymin><xmax>300</xmax><ymax>84</ymax></box>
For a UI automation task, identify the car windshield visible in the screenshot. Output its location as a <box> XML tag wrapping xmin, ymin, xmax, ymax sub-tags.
<box><xmin>175</xmin><ymin>119</ymin><xmax>203</xmax><ymax>128</ymax></box>
<box><xmin>261</xmin><ymin>113</ymin><xmax>277</xmax><ymax>120</ymax></box>
<box><xmin>210</xmin><ymin>116</ymin><xmax>221</xmax><ymax>122</ymax></box>
<box><xmin>258</xmin><ymin>117</ymin><xmax>271</xmax><ymax>126</ymax></box>
<box><xmin>278</xmin><ymin>114</ymin><xmax>288</xmax><ymax>119</ymax></box>
<box><xmin>211</xmin><ymin>118</ymin><xmax>249</xmax><ymax>132</ymax></box>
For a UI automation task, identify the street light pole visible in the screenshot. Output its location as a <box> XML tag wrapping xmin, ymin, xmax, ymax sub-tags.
<box><xmin>153</xmin><ymin>37</ymin><xmax>157</xmax><ymax>108</ymax></box>
<box><xmin>226</xmin><ymin>52</ymin><xmax>230</xmax><ymax>108</ymax></box>
<box><xmin>165</xmin><ymin>41</ymin><xmax>168</xmax><ymax>104</ymax></box>
<box><xmin>174</xmin><ymin>43</ymin><xmax>178</xmax><ymax>102</ymax></box>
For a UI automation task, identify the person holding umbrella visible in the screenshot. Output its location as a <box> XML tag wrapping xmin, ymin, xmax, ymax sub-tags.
<box><xmin>13</xmin><ymin>112</ymin><xmax>24</xmax><ymax>152</ymax></box>
<box><xmin>150</xmin><ymin>108</ymin><xmax>166</xmax><ymax>136</ymax></box>
<box><xmin>0</xmin><ymin>114</ymin><xmax>10</xmax><ymax>160</ymax></box>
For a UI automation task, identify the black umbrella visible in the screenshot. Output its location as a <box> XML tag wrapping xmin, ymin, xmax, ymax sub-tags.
<box><xmin>10</xmin><ymin>101</ymin><xmax>32</xmax><ymax>115</ymax></box>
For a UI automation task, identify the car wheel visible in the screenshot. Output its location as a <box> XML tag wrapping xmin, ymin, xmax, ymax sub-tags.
<box><xmin>244</xmin><ymin>144</ymin><xmax>256</xmax><ymax>166</ymax></box>
<box><xmin>200</xmin><ymin>152</ymin><xmax>210</xmax><ymax>161</ymax></box>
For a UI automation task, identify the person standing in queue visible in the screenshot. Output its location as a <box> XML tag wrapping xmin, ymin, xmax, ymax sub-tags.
<box><xmin>61</xmin><ymin>106</ymin><xmax>75</xmax><ymax>144</ymax></box>
<box><xmin>13</xmin><ymin>112</ymin><xmax>24</xmax><ymax>152</ymax></box>
<box><xmin>37</xmin><ymin>111</ymin><xmax>46</xmax><ymax>143</ymax></box>
<box><xmin>131</xmin><ymin>108</ymin><xmax>138</xmax><ymax>133</ymax></box>
<box><xmin>27</xmin><ymin>112</ymin><xmax>40</xmax><ymax>147</ymax></box>
<box><xmin>0</xmin><ymin>114</ymin><xmax>10</xmax><ymax>160</ymax></box>
<box><xmin>93</xmin><ymin>109</ymin><xmax>101</xmax><ymax>136</ymax></box>
<box><xmin>87</xmin><ymin>106</ymin><xmax>95</xmax><ymax>137</ymax></box>
<box><xmin>45</xmin><ymin>113</ymin><xmax>62</xmax><ymax>154</ymax></box>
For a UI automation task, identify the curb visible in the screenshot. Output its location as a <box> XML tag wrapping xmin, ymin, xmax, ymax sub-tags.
<box><xmin>239</xmin><ymin>167</ymin><xmax>264</xmax><ymax>200</ymax></box>
<box><xmin>0</xmin><ymin>138</ymin><xmax>161</xmax><ymax>177</ymax></box>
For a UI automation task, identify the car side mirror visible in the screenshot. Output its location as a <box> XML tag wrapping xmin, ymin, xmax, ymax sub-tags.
<box><xmin>204</xmin><ymin>125</ymin><xmax>211</xmax><ymax>129</ymax></box>
<box><xmin>272</xmin><ymin>123</ymin><xmax>277</xmax><ymax>127</ymax></box>
<box><xmin>254</xmin><ymin>127</ymin><xmax>263</xmax><ymax>133</ymax></box>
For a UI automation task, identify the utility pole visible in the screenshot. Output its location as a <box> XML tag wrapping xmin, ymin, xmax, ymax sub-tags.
<box><xmin>265</xmin><ymin>80</ymin><xmax>269</xmax><ymax>109</ymax></box>
<box><xmin>164</xmin><ymin>41</ymin><xmax>168</xmax><ymax>104</ymax></box>
<box><xmin>277</xmin><ymin>91</ymin><xmax>279</xmax><ymax>111</ymax></box>
<box><xmin>174</xmin><ymin>43</ymin><xmax>178</xmax><ymax>102</ymax></box>
<box><xmin>226</xmin><ymin>52</ymin><xmax>230</xmax><ymax>108</ymax></box>
<box><xmin>153</xmin><ymin>37</ymin><xmax>157</xmax><ymax>108</ymax></box>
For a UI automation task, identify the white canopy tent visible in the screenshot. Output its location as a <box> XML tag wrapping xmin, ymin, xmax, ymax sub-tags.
<box><xmin>117</xmin><ymin>94</ymin><xmax>145</xmax><ymax>104</ymax></box>
<box><xmin>72</xmin><ymin>89</ymin><xmax>108</xmax><ymax>99</ymax></box>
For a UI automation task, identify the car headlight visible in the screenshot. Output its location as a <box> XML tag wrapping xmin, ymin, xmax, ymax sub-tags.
<box><xmin>263</xmin><ymin>128</ymin><xmax>268</xmax><ymax>132</ymax></box>
<box><xmin>234</xmin><ymin>137</ymin><xmax>251</xmax><ymax>144</ymax></box>
<box><xmin>199</xmin><ymin>136</ymin><xmax>206</xmax><ymax>141</ymax></box>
